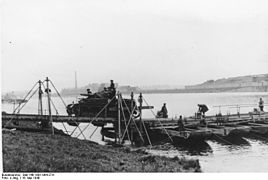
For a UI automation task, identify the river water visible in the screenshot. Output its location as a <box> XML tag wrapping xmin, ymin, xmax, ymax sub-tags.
<box><xmin>2</xmin><ymin>92</ymin><xmax>268</xmax><ymax>172</ymax></box>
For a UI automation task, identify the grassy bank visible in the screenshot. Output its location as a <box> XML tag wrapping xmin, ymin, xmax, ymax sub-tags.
<box><xmin>2</xmin><ymin>129</ymin><xmax>201</xmax><ymax>172</ymax></box>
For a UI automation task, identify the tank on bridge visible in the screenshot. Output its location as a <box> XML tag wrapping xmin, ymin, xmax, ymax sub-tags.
<box><xmin>66</xmin><ymin>81</ymin><xmax>140</xmax><ymax>120</ymax></box>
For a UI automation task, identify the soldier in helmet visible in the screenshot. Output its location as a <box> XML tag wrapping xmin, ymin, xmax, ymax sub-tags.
<box><xmin>259</xmin><ymin>98</ymin><xmax>264</xmax><ymax>111</ymax></box>
<box><xmin>161</xmin><ymin>103</ymin><xmax>168</xmax><ymax>118</ymax></box>
<box><xmin>87</xmin><ymin>88</ymin><xmax>92</xmax><ymax>95</ymax></box>
<box><xmin>110</xmin><ymin>80</ymin><xmax>115</xmax><ymax>89</ymax></box>
<box><xmin>108</xmin><ymin>80</ymin><xmax>116</xmax><ymax>98</ymax></box>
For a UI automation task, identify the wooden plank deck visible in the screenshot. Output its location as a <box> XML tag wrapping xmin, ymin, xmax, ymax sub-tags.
<box><xmin>2</xmin><ymin>113</ymin><xmax>115</xmax><ymax>124</ymax></box>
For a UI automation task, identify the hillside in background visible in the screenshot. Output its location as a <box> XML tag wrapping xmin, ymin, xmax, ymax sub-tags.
<box><xmin>59</xmin><ymin>74</ymin><xmax>268</xmax><ymax>95</ymax></box>
<box><xmin>185</xmin><ymin>74</ymin><xmax>268</xmax><ymax>92</ymax></box>
<box><xmin>3</xmin><ymin>74</ymin><xmax>267</xmax><ymax>98</ymax></box>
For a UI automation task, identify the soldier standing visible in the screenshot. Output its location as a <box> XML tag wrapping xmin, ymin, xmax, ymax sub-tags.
<box><xmin>259</xmin><ymin>98</ymin><xmax>264</xmax><ymax>111</ymax></box>
<box><xmin>161</xmin><ymin>103</ymin><xmax>168</xmax><ymax>118</ymax></box>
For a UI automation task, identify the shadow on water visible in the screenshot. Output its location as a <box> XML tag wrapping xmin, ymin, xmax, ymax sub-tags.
<box><xmin>149</xmin><ymin>136</ymin><xmax>213</xmax><ymax>156</ymax></box>
<box><xmin>242</xmin><ymin>133</ymin><xmax>268</xmax><ymax>145</ymax></box>
<box><xmin>172</xmin><ymin>138</ymin><xmax>213</xmax><ymax>156</ymax></box>
<box><xmin>210</xmin><ymin>134</ymin><xmax>250</xmax><ymax>146</ymax></box>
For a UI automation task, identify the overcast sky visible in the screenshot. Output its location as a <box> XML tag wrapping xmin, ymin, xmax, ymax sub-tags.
<box><xmin>2</xmin><ymin>0</ymin><xmax>268</xmax><ymax>92</ymax></box>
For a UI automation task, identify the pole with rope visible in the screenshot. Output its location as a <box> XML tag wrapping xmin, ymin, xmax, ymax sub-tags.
<box><xmin>138</xmin><ymin>93</ymin><xmax>143</xmax><ymax>133</ymax></box>
<box><xmin>44</xmin><ymin>80</ymin><xmax>85</xmax><ymax>138</ymax></box>
<box><xmin>118</xmin><ymin>92</ymin><xmax>122</xmax><ymax>144</ymax></box>
<box><xmin>4</xmin><ymin>82</ymin><xmax>39</xmax><ymax>128</ymax></box>
<box><xmin>119</xmin><ymin>94</ymin><xmax>131</xmax><ymax>142</ymax></box>
<box><xmin>120</xmin><ymin>100</ymin><xmax>145</xmax><ymax>143</ymax></box>
<box><xmin>45</xmin><ymin>77</ymin><xmax>54</xmax><ymax>135</ymax></box>
<box><xmin>130</xmin><ymin>92</ymin><xmax>134</xmax><ymax>145</ymax></box>
<box><xmin>38</xmin><ymin>80</ymin><xmax>43</xmax><ymax>115</ymax></box>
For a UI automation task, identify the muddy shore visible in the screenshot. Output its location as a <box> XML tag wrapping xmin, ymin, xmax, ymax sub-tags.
<box><xmin>2</xmin><ymin>129</ymin><xmax>201</xmax><ymax>172</ymax></box>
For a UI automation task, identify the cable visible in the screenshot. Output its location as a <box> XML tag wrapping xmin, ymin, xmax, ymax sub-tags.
<box><xmin>49</xmin><ymin>97</ymin><xmax>69</xmax><ymax>135</ymax></box>
<box><xmin>76</xmin><ymin>95</ymin><xmax>117</xmax><ymax>138</ymax></box>
<box><xmin>119</xmin><ymin>94</ymin><xmax>131</xmax><ymax>141</ymax></box>
<box><xmin>121</xmin><ymin>97</ymin><xmax>145</xmax><ymax>142</ymax></box>
<box><xmin>89</xmin><ymin>126</ymin><xmax>99</xmax><ymax>139</ymax></box>
<box><xmin>50</xmin><ymin>80</ymin><xmax>67</xmax><ymax>107</ymax></box>
<box><xmin>41</xmin><ymin>81</ymin><xmax>86</xmax><ymax>138</ymax></box>
<box><xmin>41</xmin><ymin>81</ymin><xmax>86</xmax><ymax>139</ymax></box>
<box><xmin>12</xmin><ymin>81</ymin><xmax>39</xmax><ymax>114</ymax></box>
<box><xmin>142</xmin><ymin>97</ymin><xmax>173</xmax><ymax>142</ymax></box>
<box><xmin>4</xmin><ymin>87</ymin><xmax>39</xmax><ymax>128</ymax></box>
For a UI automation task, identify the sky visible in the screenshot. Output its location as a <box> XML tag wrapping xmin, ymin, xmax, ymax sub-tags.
<box><xmin>1</xmin><ymin>0</ymin><xmax>268</xmax><ymax>92</ymax></box>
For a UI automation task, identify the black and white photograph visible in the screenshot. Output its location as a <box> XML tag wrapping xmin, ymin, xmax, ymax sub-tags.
<box><xmin>1</xmin><ymin>0</ymin><xmax>268</xmax><ymax>176</ymax></box>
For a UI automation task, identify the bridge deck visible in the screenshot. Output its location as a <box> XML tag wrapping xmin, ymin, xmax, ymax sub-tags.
<box><xmin>2</xmin><ymin>113</ymin><xmax>115</xmax><ymax>123</ymax></box>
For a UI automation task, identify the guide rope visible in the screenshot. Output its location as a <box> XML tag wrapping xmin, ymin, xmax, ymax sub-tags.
<box><xmin>89</xmin><ymin>126</ymin><xmax>99</xmax><ymax>139</ymax></box>
<box><xmin>4</xmin><ymin>87</ymin><xmax>39</xmax><ymax>128</ymax></box>
<box><xmin>50</xmin><ymin>80</ymin><xmax>68</xmax><ymax>107</ymax></box>
<box><xmin>41</xmin><ymin>80</ymin><xmax>86</xmax><ymax>139</ymax></box>
<box><xmin>119</xmin><ymin>94</ymin><xmax>131</xmax><ymax>141</ymax></box>
<box><xmin>121</xmin><ymin>97</ymin><xmax>145</xmax><ymax>143</ymax></box>
<box><xmin>142</xmin><ymin>97</ymin><xmax>173</xmax><ymax>143</ymax></box>
<box><xmin>12</xmin><ymin>81</ymin><xmax>39</xmax><ymax>114</ymax></box>
<box><xmin>49</xmin><ymin>96</ymin><xmax>69</xmax><ymax>135</ymax></box>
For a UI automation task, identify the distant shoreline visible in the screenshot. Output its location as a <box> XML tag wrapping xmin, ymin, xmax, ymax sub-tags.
<box><xmin>55</xmin><ymin>88</ymin><xmax>268</xmax><ymax>97</ymax></box>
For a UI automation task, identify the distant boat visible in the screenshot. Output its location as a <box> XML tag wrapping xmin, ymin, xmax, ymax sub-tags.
<box><xmin>1</xmin><ymin>98</ymin><xmax>28</xmax><ymax>104</ymax></box>
<box><xmin>1</xmin><ymin>94</ymin><xmax>28</xmax><ymax>104</ymax></box>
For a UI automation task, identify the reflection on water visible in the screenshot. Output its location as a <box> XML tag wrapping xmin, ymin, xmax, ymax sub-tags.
<box><xmin>2</xmin><ymin>92</ymin><xmax>268</xmax><ymax>172</ymax></box>
<box><xmin>211</xmin><ymin>134</ymin><xmax>251</xmax><ymax>146</ymax></box>
<box><xmin>148</xmin><ymin>137</ymin><xmax>268</xmax><ymax>172</ymax></box>
<box><xmin>173</xmin><ymin>141</ymin><xmax>213</xmax><ymax>156</ymax></box>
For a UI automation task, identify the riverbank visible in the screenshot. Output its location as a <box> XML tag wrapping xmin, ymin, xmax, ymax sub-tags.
<box><xmin>2</xmin><ymin>129</ymin><xmax>201</xmax><ymax>172</ymax></box>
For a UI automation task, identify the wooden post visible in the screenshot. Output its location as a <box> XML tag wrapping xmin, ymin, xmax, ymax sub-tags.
<box><xmin>130</xmin><ymin>92</ymin><xmax>134</xmax><ymax>145</ymax></box>
<box><xmin>118</xmin><ymin>92</ymin><xmax>121</xmax><ymax>144</ymax></box>
<box><xmin>138</xmin><ymin>93</ymin><xmax>143</xmax><ymax>132</ymax></box>
<box><xmin>101</xmin><ymin>127</ymin><xmax>105</xmax><ymax>141</ymax></box>
<box><xmin>13</xmin><ymin>101</ymin><xmax>16</xmax><ymax>113</ymax></box>
<box><xmin>45</xmin><ymin>77</ymin><xmax>54</xmax><ymax>135</ymax></box>
<box><xmin>38</xmin><ymin>80</ymin><xmax>43</xmax><ymax>115</ymax></box>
